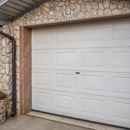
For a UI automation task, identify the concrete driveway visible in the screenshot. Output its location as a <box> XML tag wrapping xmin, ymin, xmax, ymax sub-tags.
<box><xmin>0</xmin><ymin>115</ymin><xmax>90</xmax><ymax>130</ymax></box>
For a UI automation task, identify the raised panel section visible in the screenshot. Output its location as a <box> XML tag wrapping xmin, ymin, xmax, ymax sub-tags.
<box><xmin>82</xmin><ymin>98</ymin><xmax>104</xmax><ymax>115</ymax></box>
<box><xmin>114</xmin><ymin>52</ymin><xmax>130</xmax><ymax>68</ymax></box>
<box><xmin>33</xmin><ymin>53</ymin><xmax>50</xmax><ymax>65</ymax></box>
<box><xmin>34</xmin><ymin>73</ymin><xmax>50</xmax><ymax>86</ymax></box>
<box><xmin>113</xmin><ymin>77</ymin><xmax>130</xmax><ymax>94</ymax></box>
<box><xmin>82</xmin><ymin>52</ymin><xmax>104</xmax><ymax>67</ymax></box>
<box><xmin>113</xmin><ymin>24</ymin><xmax>130</xmax><ymax>39</ymax></box>
<box><xmin>113</xmin><ymin>102</ymin><xmax>130</xmax><ymax>120</ymax></box>
<box><xmin>56</xmin><ymin>94</ymin><xmax>74</xmax><ymax>110</ymax></box>
<box><xmin>82</xmin><ymin>75</ymin><xmax>104</xmax><ymax>91</ymax></box>
<box><xmin>56</xmin><ymin>74</ymin><xmax>74</xmax><ymax>88</ymax></box>
<box><xmin>55</xmin><ymin>27</ymin><xmax>75</xmax><ymax>48</ymax></box>
<box><xmin>82</xmin><ymin>26</ymin><xmax>104</xmax><ymax>40</ymax></box>
<box><xmin>33</xmin><ymin>29</ymin><xmax>49</xmax><ymax>43</ymax></box>
<box><xmin>56</xmin><ymin>52</ymin><xmax>74</xmax><ymax>66</ymax></box>
<box><xmin>56</xmin><ymin>29</ymin><xmax>74</xmax><ymax>42</ymax></box>
<box><xmin>33</xmin><ymin>92</ymin><xmax>50</xmax><ymax>106</ymax></box>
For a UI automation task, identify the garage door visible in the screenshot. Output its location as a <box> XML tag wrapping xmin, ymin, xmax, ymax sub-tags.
<box><xmin>32</xmin><ymin>18</ymin><xmax>130</xmax><ymax>128</ymax></box>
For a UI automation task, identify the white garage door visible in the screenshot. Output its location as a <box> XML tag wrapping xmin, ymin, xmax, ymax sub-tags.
<box><xmin>32</xmin><ymin>19</ymin><xmax>130</xmax><ymax>128</ymax></box>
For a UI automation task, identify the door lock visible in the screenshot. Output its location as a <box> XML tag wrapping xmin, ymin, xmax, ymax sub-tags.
<box><xmin>76</xmin><ymin>72</ymin><xmax>80</xmax><ymax>74</ymax></box>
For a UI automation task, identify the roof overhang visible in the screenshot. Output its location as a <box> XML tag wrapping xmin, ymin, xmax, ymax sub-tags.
<box><xmin>0</xmin><ymin>0</ymin><xmax>49</xmax><ymax>25</ymax></box>
<box><xmin>0</xmin><ymin>18</ymin><xmax>9</xmax><ymax>26</ymax></box>
<box><xmin>0</xmin><ymin>0</ymin><xmax>8</xmax><ymax>6</ymax></box>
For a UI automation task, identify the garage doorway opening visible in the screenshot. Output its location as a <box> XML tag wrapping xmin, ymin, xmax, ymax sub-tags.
<box><xmin>20</xmin><ymin>18</ymin><xmax>130</xmax><ymax>128</ymax></box>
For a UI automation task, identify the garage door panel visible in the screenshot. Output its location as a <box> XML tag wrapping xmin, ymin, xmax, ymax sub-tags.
<box><xmin>32</xmin><ymin>49</ymin><xmax>77</xmax><ymax>70</ymax></box>
<box><xmin>55</xmin><ymin>27</ymin><xmax>76</xmax><ymax>48</ymax></box>
<box><xmin>33</xmin><ymin>28</ymin><xmax>50</xmax><ymax>43</ymax></box>
<box><xmin>32</xmin><ymin>91</ymin><xmax>51</xmax><ymax>110</ymax></box>
<box><xmin>33</xmin><ymin>73</ymin><xmax>50</xmax><ymax>86</ymax></box>
<box><xmin>55</xmin><ymin>73</ymin><xmax>75</xmax><ymax>89</ymax></box>
<box><xmin>79</xmin><ymin>72</ymin><xmax>107</xmax><ymax>96</ymax></box>
<box><xmin>32</xmin><ymin>19</ymin><xmax>130</xmax><ymax>128</ymax></box>
<box><xmin>32</xmin><ymin>69</ymin><xmax>76</xmax><ymax>92</ymax></box>
<box><xmin>79</xmin><ymin>49</ymin><xmax>106</xmax><ymax>71</ymax></box>
<box><xmin>32</xmin><ymin>88</ymin><xmax>130</xmax><ymax>127</ymax></box>
<box><xmin>79</xmin><ymin>48</ymin><xmax>130</xmax><ymax>72</ymax></box>
<box><xmin>112</xmin><ymin>99</ymin><xmax>130</xmax><ymax>124</ymax></box>
<box><xmin>78</xmin><ymin>94</ymin><xmax>130</xmax><ymax>123</ymax></box>
<box><xmin>76</xmin><ymin>22</ymin><xmax>130</xmax><ymax>48</ymax></box>
<box><xmin>54</xmin><ymin>49</ymin><xmax>77</xmax><ymax>70</ymax></box>
<box><xmin>80</xmin><ymin>97</ymin><xmax>105</xmax><ymax>119</ymax></box>
<box><xmin>113</xmin><ymin>77</ymin><xmax>130</xmax><ymax>94</ymax></box>
<box><xmin>54</xmin><ymin>71</ymin><xmax>76</xmax><ymax>92</ymax></box>
<box><xmin>82</xmin><ymin>75</ymin><xmax>104</xmax><ymax>92</ymax></box>
<box><xmin>32</xmin><ymin>25</ymin><xmax>76</xmax><ymax>49</ymax></box>
<box><xmin>111</xmin><ymin>50</ymin><xmax>130</xmax><ymax>72</ymax></box>
<box><xmin>33</xmin><ymin>89</ymin><xmax>130</xmax><ymax>123</ymax></box>
<box><xmin>32</xmin><ymin>19</ymin><xmax>130</xmax><ymax>49</ymax></box>
<box><xmin>56</xmin><ymin>52</ymin><xmax>75</xmax><ymax>67</ymax></box>
<box><xmin>76</xmin><ymin>26</ymin><xmax>105</xmax><ymax>48</ymax></box>
<box><xmin>32</xmin><ymin>70</ymin><xmax>130</xmax><ymax>99</ymax></box>
<box><xmin>32</xmin><ymin>69</ymin><xmax>53</xmax><ymax>89</ymax></box>
<box><xmin>33</xmin><ymin>52</ymin><xmax>50</xmax><ymax>66</ymax></box>
<box><xmin>54</xmin><ymin>93</ymin><xmax>76</xmax><ymax>114</ymax></box>
<box><xmin>32</xmin><ymin>48</ymin><xmax>130</xmax><ymax>72</ymax></box>
<box><xmin>32</xmin><ymin>89</ymin><xmax>77</xmax><ymax>114</ymax></box>
<box><xmin>113</xmin><ymin>51</ymin><xmax>130</xmax><ymax>68</ymax></box>
<box><xmin>82</xmin><ymin>52</ymin><xmax>104</xmax><ymax>67</ymax></box>
<box><xmin>113</xmin><ymin>23</ymin><xmax>130</xmax><ymax>39</ymax></box>
<box><xmin>112</xmin><ymin>75</ymin><xmax>130</xmax><ymax>98</ymax></box>
<box><xmin>32</xmin><ymin>50</ymin><xmax>54</xmax><ymax>69</ymax></box>
<box><xmin>32</xmin><ymin>28</ymin><xmax>54</xmax><ymax>49</ymax></box>
<box><xmin>81</xmin><ymin>25</ymin><xmax>104</xmax><ymax>40</ymax></box>
<box><xmin>80</xmin><ymin>72</ymin><xmax>130</xmax><ymax>99</ymax></box>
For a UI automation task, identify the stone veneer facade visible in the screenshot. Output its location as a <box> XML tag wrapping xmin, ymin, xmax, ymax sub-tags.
<box><xmin>0</xmin><ymin>0</ymin><xmax>130</xmax><ymax>116</ymax></box>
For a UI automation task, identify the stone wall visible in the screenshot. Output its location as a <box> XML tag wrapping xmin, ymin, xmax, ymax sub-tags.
<box><xmin>0</xmin><ymin>0</ymin><xmax>130</xmax><ymax>116</ymax></box>
<box><xmin>0</xmin><ymin>33</ymin><xmax>12</xmax><ymax>115</ymax></box>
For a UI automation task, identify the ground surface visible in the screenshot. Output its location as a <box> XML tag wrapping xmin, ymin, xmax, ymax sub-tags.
<box><xmin>0</xmin><ymin>115</ymin><xmax>90</xmax><ymax>130</ymax></box>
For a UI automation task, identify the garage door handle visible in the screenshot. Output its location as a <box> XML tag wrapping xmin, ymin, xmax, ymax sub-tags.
<box><xmin>76</xmin><ymin>72</ymin><xmax>80</xmax><ymax>74</ymax></box>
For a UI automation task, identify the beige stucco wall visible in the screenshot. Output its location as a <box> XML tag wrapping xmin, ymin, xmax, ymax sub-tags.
<box><xmin>0</xmin><ymin>0</ymin><xmax>130</xmax><ymax>116</ymax></box>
